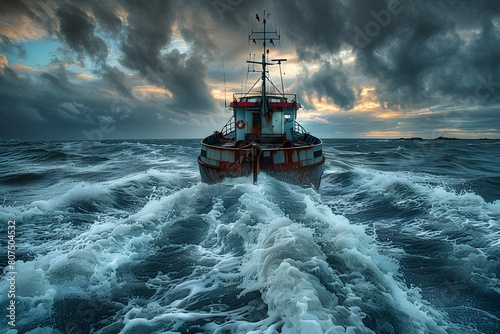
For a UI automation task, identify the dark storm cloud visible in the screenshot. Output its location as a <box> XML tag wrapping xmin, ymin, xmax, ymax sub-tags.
<box><xmin>0</xmin><ymin>64</ymin><xmax>29</xmax><ymax>92</ymax></box>
<box><xmin>0</xmin><ymin>61</ymin><xmax>159</xmax><ymax>140</ymax></box>
<box><xmin>0</xmin><ymin>63</ymin><xmax>72</xmax><ymax>139</ymax></box>
<box><xmin>260</xmin><ymin>0</ymin><xmax>500</xmax><ymax>111</ymax></box>
<box><xmin>176</xmin><ymin>2</ymin><xmax>220</xmax><ymax>58</ymax></box>
<box><xmin>119</xmin><ymin>0</ymin><xmax>175</xmax><ymax>72</ymax></box>
<box><xmin>346</xmin><ymin>0</ymin><xmax>500</xmax><ymax>108</ymax></box>
<box><xmin>91</xmin><ymin>2</ymin><xmax>123</xmax><ymax>35</ymax></box>
<box><xmin>275</xmin><ymin>0</ymin><xmax>348</xmax><ymax>60</ymax></box>
<box><xmin>118</xmin><ymin>0</ymin><xmax>217</xmax><ymax>113</ymax></box>
<box><xmin>1</xmin><ymin>0</ymin><xmax>499</xmax><ymax>139</ymax></box>
<box><xmin>56</xmin><ymin>4</ymin><xmax>109</xmax><ymax>62</ymax></box>
<box><xmin>249</xmin><ymin>0</ymin><xmax>388</xmax><ymax>109</ymax></box>
<box><xmin>55</xmin><ymin>3</ymin><xmax>136</xmax><ymax>98</ymax></box>
<box><xmin>5</xmin><ymin>0</ymin><xmax>219</xmax><ymax>112</ymax></box>
<box><xmin>101</xmin><ymin>65</ymin><xmax>133</xmax><ymax>98</ymax></box>
<box><xmin>155</xmin><ymin>49</ymin><xmax>215</xmax><ymax>113</ymax></box>
<box><xmin>39</xmin><ymin>63</ymin><xmax>75</xmax><ymax>95</ymax></box>
<box><xmin>304</xmin><ymin>61</ymin><xmax>359</xmax><ymax>110</ymax></box>
<box><xmin>0</xmin><ymin>0</ymin><xmax>230</xmax><ymax>140</ymax></box>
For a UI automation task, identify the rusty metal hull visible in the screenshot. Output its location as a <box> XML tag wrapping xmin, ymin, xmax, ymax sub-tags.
<box><xmin>264</xmin><ymin>158</ymin><xmax>325</xmax><ymax>189</ymax></box>
<box><xmin>198</xmin><ymin>155</ymin><xmax>324</xmax><ymax>188</ymax></box>
<box><xmin>197</xmin><ymin>138</ymin><xmax>325</xmax><ymax>189</ymax></box>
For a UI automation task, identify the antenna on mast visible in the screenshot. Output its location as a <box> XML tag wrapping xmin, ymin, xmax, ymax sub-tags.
<box><xmin>222</xmin><ymin>56</ymin><xmax>227</xmax><ymax>107</ymax></box>
<box><xmin>246</xmin><ymin>11</ymin><xmax>286</xmax><ymax>102</ymax></box>
<box><xmin>273</xmin><ymin>58</ymin><xmax>287</xmax><ymax>97</ymax></box>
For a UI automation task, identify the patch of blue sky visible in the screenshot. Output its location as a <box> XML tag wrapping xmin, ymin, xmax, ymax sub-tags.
<box><xmin>9</xmin><ymin>38</ymin><xmax>63</xmax><ymax>69</ymax></box>
<box><xmin>163</xmin><ymin>34</ymin><xmax>189</xmax><ymax>55</ymax></box>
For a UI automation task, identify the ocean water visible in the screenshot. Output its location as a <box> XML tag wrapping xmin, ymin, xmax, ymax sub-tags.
<box><xmin>0</xmin><ymin>138</ymin><xmax>499</xmax><ymax>334</ymax></box>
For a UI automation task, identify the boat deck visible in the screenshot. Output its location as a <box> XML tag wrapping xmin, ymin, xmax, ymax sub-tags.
<box><xmin>203</xmin><ymin>132</ymin><xmax>322</xmax><ymax>150</ymax></box>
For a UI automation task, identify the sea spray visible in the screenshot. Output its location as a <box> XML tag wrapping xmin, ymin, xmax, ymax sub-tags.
<box><xmin>0</xmin><ymin>139</ymin><xmax>498</xmax><ymax>333</ymax></box>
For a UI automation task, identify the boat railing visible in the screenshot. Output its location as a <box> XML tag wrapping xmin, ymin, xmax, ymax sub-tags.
<box><xmin>292</xmin><ymin>121</ymin><xmax>308</xmax><ymax>141</ymax></box>
<box><xmin>232</xmin><ymin>93</ymin><xmax>297</xmax><ymax>103</ymax></box>
<box><xmin>221</xmin><ymin>115</ymin><xmax>235</xmax><ymax>138</ymax></box>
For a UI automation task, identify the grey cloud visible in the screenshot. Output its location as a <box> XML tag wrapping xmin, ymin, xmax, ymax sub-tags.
<box><xmin>158</xmin><ymin>50</ymin><xmax>215</xmax><ymax>113</ymax></box>
<box><xmin>176</xmin><ymin>2</ymin><xmax>220</xmax><ymax>59</ymax></box>
<box><xmin>179</xmin><ymin>25</ymin><xmax>218</xmax><ymax>60</ymax></box>
<box><xmin>39</xmin><ymin>64</ymin><xmax>75</xmax><ymax>95</ymax></box>
<box><xmin>304</xmin><ymin>61</ymin><xmax>360</xmax><ymax>110</ymax></box>
<box><xmin>119</xmin><ymin>0</ymin><xmax>176</xmax><ymax>73</ymax></box>
<box><xmin>51</xmin><ymin>0</ymin><xmax>217</xmax><ymax>111</ymax></box>
<box><xmin>349</xmin><ymin>0</ymin><xmax>500</xmax><ymax>108</ymax></box>
<box><xmin>101</xmin><ymin>65</ymin><xmax>133</xmax><ymax>98</ymax></box>
<box><xmin>0</xmin><ymin>35</ymin><xmax>26</xmax><ymax>59</ymax></box>
<box><xmin>91</xmin><ymin>1</ymin><xmax>123</xmax><ymax>35</ymax></box>
<box><xmin>0</xmin><ymin>65</ymin><xmax>29</xmax><ymax>92</ymax></box>
<box><xmin>119</xmin><ymin>0</ymin><xmax>217</xmax><ymax>113</ymax></box>
<box><xmin>0</xmin><ymin>58</ymin><xmax>223</xmax><ymax>140</ymax></box>
<box><xmin>249</xmin><ymin>0</ymin><xmax>500</xmax><ymax>111</ymax></box>
<box><xmin>1</xmin><ymin>0</ymin><xmax>499</xmax><ymax>140</ymax></box>
<box><xmin>56</xmin><ymin>4</ymin><xmax>108</xmax><ymax>62</ymax></box>
<box><xmin>275</xmin><ymin>0</ymin><xmax>348</xmax><ymax>60</ymax></box>
<box><xmin>0</xmin><ymin>0</ymin><xmax>60</xmax><ymax>38</ymax></box>
<box><xmin>0</xmin><ymin>0</ymin><xmax>226</xmax><ymax>140</ymax></box>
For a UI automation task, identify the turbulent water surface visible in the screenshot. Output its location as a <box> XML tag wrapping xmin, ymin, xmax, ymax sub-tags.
<box><xmin>1</xmin><ymin>139</ymin><xmax>499</xmax><ymax>334</ymax></box>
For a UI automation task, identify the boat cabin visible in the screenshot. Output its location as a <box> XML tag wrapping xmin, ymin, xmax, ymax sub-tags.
<box><xmin>230</xmin><ymin>94</ymin><xmax>301</xmax><ymax>147</ymax></box>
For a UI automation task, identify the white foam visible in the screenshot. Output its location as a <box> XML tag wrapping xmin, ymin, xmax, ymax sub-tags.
<box><xmin>232</xmin><ymin>182</ymin><xmax>449</xmax><ymax>333</ymax></box>
<box><xmin>0</xmin><ymin>261</ymin><xmax>56</xmax><ymax>328</ymax></box>
<box><xmin>2</xmin><ymin>177</ymin><xmax>465</xmax><ymax>333</ymax></box>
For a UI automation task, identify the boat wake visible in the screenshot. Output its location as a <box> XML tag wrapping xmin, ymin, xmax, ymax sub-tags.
<box><xmin>1</xmin><ymin>174</ymin><xmax>462</xmax><ymax>333</ymax></box>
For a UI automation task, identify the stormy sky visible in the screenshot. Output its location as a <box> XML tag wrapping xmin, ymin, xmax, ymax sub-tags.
<box><xmin>1</xmin><ymin>0</ymin><xmax>499</xmax><ymax>140</ymax></box>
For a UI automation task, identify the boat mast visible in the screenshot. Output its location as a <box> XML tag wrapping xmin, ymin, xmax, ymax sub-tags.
<box><xmin>261</xmin><ymin>10</ymin><xmax>267</xmax><ymax>107</ymax></box>
<box><xmin>248</xmin><ymin>10</ymin><xmax>282</xmax><ymax>111</ymax></box>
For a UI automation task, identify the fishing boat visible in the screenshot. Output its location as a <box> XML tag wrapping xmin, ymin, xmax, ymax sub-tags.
<box><xmin>198</xmin><ymin>11</ymin><xmax>325</xmax><ymax>188</ymax></box>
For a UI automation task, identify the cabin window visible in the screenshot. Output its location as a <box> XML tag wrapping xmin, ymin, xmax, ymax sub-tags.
<box><xmin>267</xmin><ymin>97</ymin><xmax>285</xmax><ymax>103</ymax></box>
<box><xmin>252</xmin><ymin>112</ymin><xmax>261</xmax><ymax>127</ymax></box>
<box><xmin>243</xmin><ymin>97</ymin><xmax>261</xmax><ymax>103</ymax></box>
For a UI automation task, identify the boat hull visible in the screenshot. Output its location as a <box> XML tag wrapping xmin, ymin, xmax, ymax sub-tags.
<box><xmin>198</xmin><ymin>144</ymin><xmax>325</xmax><ymax>189</ymax></box>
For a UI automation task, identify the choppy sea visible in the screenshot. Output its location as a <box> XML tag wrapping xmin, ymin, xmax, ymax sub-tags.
<box><xmin>0</xmin><ymin>138</ymin><xmax>499</xmax><ymax>334</ymax></box>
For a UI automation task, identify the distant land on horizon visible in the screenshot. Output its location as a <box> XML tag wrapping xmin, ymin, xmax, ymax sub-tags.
<box><xmin>398</xmin><ymin>136</ymin><xmax>500</xmax><ymax>141</ymax></box>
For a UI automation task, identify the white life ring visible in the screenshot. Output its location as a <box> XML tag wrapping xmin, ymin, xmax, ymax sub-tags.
<box><xmin>236</xmin><ymin>120</ymin><xmax>245</xmax><ymax>129</ymax></box>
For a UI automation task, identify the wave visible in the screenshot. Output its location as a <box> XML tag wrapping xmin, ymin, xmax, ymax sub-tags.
<box><xmin>1</xmin><ymin>177</ymin><xmax>460</xmax><ymax>333</ymax></box>
<box><xmin>0</xmin><ymin>139</ymin><xmax>498</xmax><ymax>333</ymax></box>
<box><xmin>321</xmin><ymin>166</ymin><xmax>500</xmax><ymax>332</ymax></box>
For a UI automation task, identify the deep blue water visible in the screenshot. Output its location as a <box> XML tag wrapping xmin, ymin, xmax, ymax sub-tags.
<box><xmin>0</xmin><ymin>139</ymin><xmax>499</xmax><ymax>333</ymax></box>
